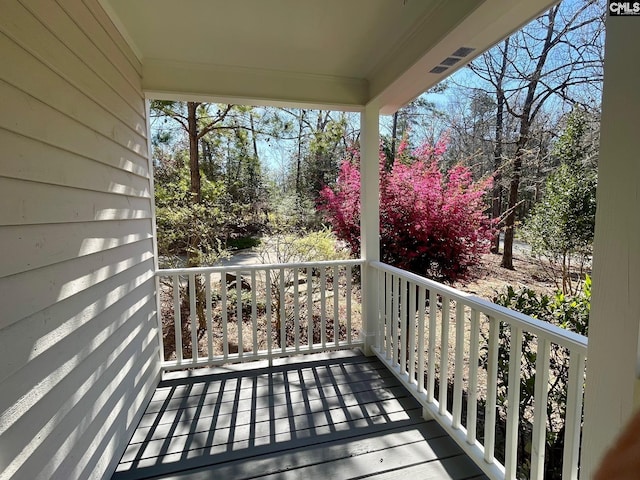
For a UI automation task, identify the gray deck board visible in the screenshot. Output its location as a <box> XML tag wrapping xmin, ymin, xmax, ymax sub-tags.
<box><xmin>112</xmin><ymin>351</ymin><xmax>488</xmax><ymax>480</ymax></box>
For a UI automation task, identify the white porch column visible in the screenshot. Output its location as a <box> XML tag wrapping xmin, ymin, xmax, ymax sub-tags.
<box><xmin>581</xmin><ymin>15</ymin><xmax>640</xmax><ymax>479</ymax></box>
<box><xmin>360</xmin><ymin>103</ymin><xmax>380</xmax><ymax>355</ymax></box>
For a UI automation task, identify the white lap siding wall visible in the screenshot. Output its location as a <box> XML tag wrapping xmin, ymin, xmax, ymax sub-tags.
<box><xmin>0</xmin><ymin>1</ymin><xmax>160</xmax><ymax>479</ymax></box>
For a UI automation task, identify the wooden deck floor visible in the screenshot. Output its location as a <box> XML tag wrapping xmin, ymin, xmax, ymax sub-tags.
<box><xmin>112</xmin><ymin>350</ymin><xmax>488</xmax><ymax>480</ymax></box>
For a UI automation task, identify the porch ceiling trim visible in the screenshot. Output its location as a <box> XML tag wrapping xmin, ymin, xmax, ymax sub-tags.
<box><xmin>142</xmin><ymin>59</ymin><xmax>368</xmax><ymax>112</ymax></box>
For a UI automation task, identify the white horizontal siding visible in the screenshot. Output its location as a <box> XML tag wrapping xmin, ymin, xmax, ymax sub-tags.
<box><xmin>55</xmin><ymin>0</ymin><xmax>142</xmax><ymax>90</ymax></box>
<box><xmin>0</xmin><ymin>2</ymin><xmax>160</xmax><ymax>480</ymax></box>
<box><xmin>0</xmin><ymin>30</ymin><xmax>147</xmax><ymax>157</ymax></box>
<box><xmin>0</xmin><ymin>219</ymin><xmax>153</xmax><ymax>278</ymax></box>
<box><xmin>82</xmin><ymin>0</ymin><xmax>142</xmax><ymax>75</ymax></box>
<box><xmin>0</xmin><ymin>178</ymin><xmax>152</xmax><ymax>226</ymax></box>
<box><xmin>0</xmin><ymin>1</ymin><xmax>146</xmax><ymax>137</ymax></box>
<box><xmin>1</xmin><ymin>279</ymin><xmax>156</xmax><ymax>479</ymax></box>
<box><xmin>0</xmin><ymin>259</ymin><xmax>155</xmax><ymax>383</ymax></box>
<box><xmin>6</xmin><ymin>0</ymin><xmax>145</xmax><ymax>117</ymax></box>
<box><xmin>0</xmin><ymin>129</ymin><xmax>151</xmax><ymax>197</ymax></box>
<box><xmin>0</xmin><ymin>239</ymin><xmax>155</xmax><ymax>330</ymax></box>
<box><xmin>0</xmin><ymin>79</ymin><xmax>148</xmax><ymax>176</ymax></box>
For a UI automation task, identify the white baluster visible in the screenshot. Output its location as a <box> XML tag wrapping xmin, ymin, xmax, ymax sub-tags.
<box><xmin>294</xmin><ymin>268</ymin><xmax>300</xmax><ymax>352</ymax></box>
<box><xmin>221</xmin><ymin>269</ymin><xmax>228</xmax><ymax>360</ymax></box>
<box><xmin>265</xmin><ymin>268</ymin><xmax>272</xmax><ymax>356</ymax></box>
<box><xmin>531</xmin><ymin>337</ymin><xmax>550</xmax><ymax>480</ymax></box>
<box><xmin>400</xmin><ymin>278</ymin><xmax>407</xmax><ymax>375</ymax></box>
<box><xmin>172</xmin><ymin>274</ymin><xmax>182</xmax><ymax>363</ymax></box>
<box><xmin>320</xmin><ymin>267</ymin><xmax>326</xmax><ymax>348</ymax></box>
<box><xmin>251</xmin><ymin>270</ymin><xmax>257</xmax><ymax>356</ymax></box>
<box><xmin>563</xmin><ymin>351</ymin><xmax>586</xmax><ymax>480</ymax></box>
<box><xmin>334</xmin><ymin>265</ymin><xmax>339</xmax><ymax>347</ymax></box>
<box><xmin>237</xmin><ymin>271</ymin><xmax>243</xmax><ymax>359</ymax></box>
<box><xmin>205</xmin><ymin>272</ymin><xmax>213</xmax><ymax>361</ymax></box>
<box><xmin>189</xmin><ymin>274</ymin><xmax>198</xmax><ymax>363</ymax></box>
<box><xmin>484</xmin><ymin>315</ymin><xmax>499</xmax><ymax>464</ymax></box>
<box><xmin>279</xmin><ymin>267</ymin><xmax>285</xmax><ymax>353</ymax></box>
<box><xmin>427</xmin><ymin>289</ymin><xmax>436</xmax><ymax>403</ymax></box>
<box><xmin>417</xmin><ymin>286</ymin><xmax>426</xmax><ymax>393</ymax></box>
<box><xmin>504</xmin><ymin>326</ymin><xmax>523</xmax><ymax>480</ymax></box>
<box><xmin>467</xmin><ymin>308</ymin><xmax>480</xmax><ymax>444</ymax></box>
<box><xmin>346</xmin><ymin>265</ymin><xmax>352</xmax><ymax>345</ymax></box>
<box><xmin>307</xmin><ymin>266</ymin><xmax>313</xmax><ymax>350</ymax></box>
<box><xmin>452</xmin><ymin>301</ymin><xmax>465</xmax><ymax>429</ymax></box>
<box><xmin>439</xmin><ymin>296</ymin><xmax>450</xmax><ymax>416</ymax></box>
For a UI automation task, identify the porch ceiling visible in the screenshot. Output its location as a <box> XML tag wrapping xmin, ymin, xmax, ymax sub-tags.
<box><xmin>101</xmin><ymin>0</ymin><xmax>558</xmax><ymax>113</ymax></box>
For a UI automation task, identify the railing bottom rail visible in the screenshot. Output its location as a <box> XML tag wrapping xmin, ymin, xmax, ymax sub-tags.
<box><xmin>161</xmin><ymin>341</ymin><xmax>365</xmax><ymax>371</ymax></box>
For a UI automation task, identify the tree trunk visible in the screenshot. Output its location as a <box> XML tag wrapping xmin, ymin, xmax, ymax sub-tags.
<box><xmin>295</xmin><ymin>110</ymin><xmax>305</xmax><ymax>196</ymax></box>
<box><xmin>491</xmin><ymin>38</ymin><xmax>509</xmax><ymax>254</ymax></box>
<box><xmin>491</xmin><ymin>102</ymin><xmax>504</xmax><ymax>254</ymax></box>
<box><xmin>501</xmin><ymin>152</ymin><xmax>522</xmax><ymax>269</ymax></box>
<box><xmin>389</xmin><ymin>110</ymin><xmax>399</xmax><ymax>170</ymax></box>
<box><xmin>187</xmin><ymin>102</ymin><xmax>201</xmax><ymax>269</ymax></box>
<box><xmin>501</xmin><ymin>7</ymin><xmax>557</xmax><ymax>269</ymax></box>
<box><xmin>187</xmin><ymin>102</ymin><xmax>201</xmax><ymax>206</ymax></box>
<box><xmin>249</xmin><ymin>112</ymin><xmax>259</xmax><ymax>160</ymax></box>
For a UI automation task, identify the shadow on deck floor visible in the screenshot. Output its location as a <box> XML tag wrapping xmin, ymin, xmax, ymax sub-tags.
<box><xmin>112</xmin><ymin>350</ymin><xmax>487</xmax><ymax>480</ymax></box>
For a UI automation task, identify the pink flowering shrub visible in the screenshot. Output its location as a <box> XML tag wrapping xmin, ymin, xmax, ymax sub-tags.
<box><xmin>319</xmin><ymin>138</ymin><xmax>495</xmax><ymax>281</ymax></box>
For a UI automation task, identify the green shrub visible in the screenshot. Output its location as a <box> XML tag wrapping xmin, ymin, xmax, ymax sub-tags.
<box><xmin>481</xmin><ymin>278</ymin><xmax>590</xmax><ymax>478</ymax></box>
<box><xmin>521</xmin><ymin>108</ymin><xmax>597</xmax><ymax>295</ymax></box>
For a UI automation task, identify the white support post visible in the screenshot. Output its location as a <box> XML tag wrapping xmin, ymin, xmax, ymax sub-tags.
<box><xmin>145</xmin><ymin>100</ymin><xmax>165</xmax><ymax>370</ymax></box>
<box><xmin>581</xmin><ymin>15</ymin><xmax>640</xmax><ymax>479</ymax></box>
<box><xmin>360</xmin><ymin>103</ymin><xmax>380</xmax><ymax>355</ymax></box>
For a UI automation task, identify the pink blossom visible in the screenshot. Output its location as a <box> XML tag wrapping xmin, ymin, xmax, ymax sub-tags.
<box><xmin>319</xmin><ymin>136</ymin><xmax>495</xmax><ymax>281</ymax></box>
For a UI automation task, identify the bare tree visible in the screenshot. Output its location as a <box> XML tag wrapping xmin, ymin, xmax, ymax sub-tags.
<box><xmin>467</xmin><ymin>0</ymin><xmax>604</xmax><ymax>268</ymax></box>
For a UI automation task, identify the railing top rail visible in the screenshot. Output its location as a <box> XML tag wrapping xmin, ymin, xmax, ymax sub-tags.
<box><xmin>157</xmin><ymin>258</ymin><xmax>364</xmax><ymax>276</ymax></box>
<box><xmin>370</xmin><ymin>260</ymin><xmax>588</xmax><ymax>353</ymax></box>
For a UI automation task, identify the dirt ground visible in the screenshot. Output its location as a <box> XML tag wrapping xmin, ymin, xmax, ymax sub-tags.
<box><xmin>452</xmin><ymin>251</ymin><xmax>557</xmax><ymax>300</ymax></box>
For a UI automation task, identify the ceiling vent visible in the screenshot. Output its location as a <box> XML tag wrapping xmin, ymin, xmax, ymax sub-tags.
<box><xmin>440</xmin><ymin>57</ymin><xmax>461</xmax><ymax>66</ymax></box>
<box><xmin>429</xmin><ymin>66</ymin><xmax>449</xmax><ymax>74</ymax></box>
<box><xmin>429</xmin><ymin>46</ymin><xmax>476</xmax><ymax>75</ymax></box>
<box><xmin>451</xmin><ymin>46</ymin><xmax>476</xmax><ymax>57</ymax></box>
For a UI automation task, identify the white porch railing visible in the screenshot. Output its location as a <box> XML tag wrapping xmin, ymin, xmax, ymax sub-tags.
<box><xmin>369</xmin><ymin>261</ymin><xmax>588</xmax><ymax>480</ymax></box>
<box><xmin>156</xmin><ymin>260</ymin><xmax>363</xmax><ymax>371</ymax></box>
<box><xmin>155</xmin><ymin>259</ymin><xmax>588</xmax><ymax>480</ymax></box>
